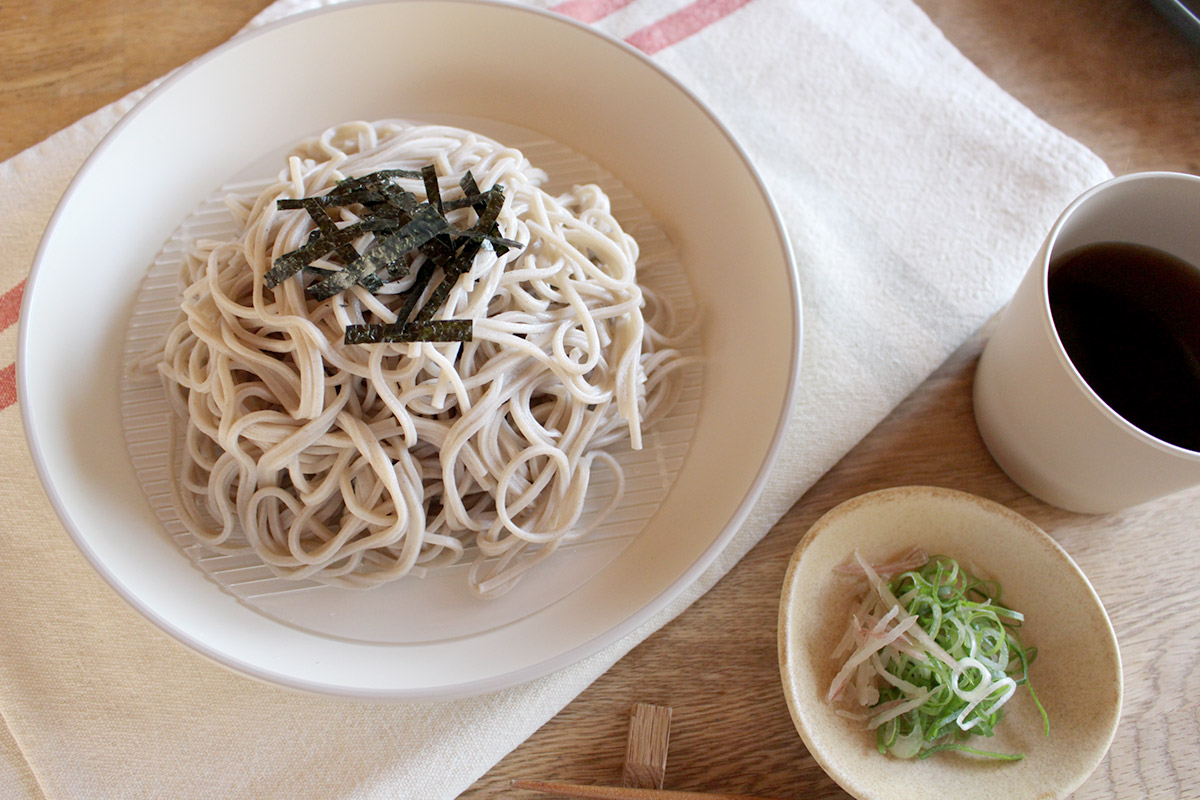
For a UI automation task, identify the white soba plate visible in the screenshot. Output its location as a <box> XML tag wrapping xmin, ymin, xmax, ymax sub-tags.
<box><xmin>19</xmin><ymin>0</ymin><xmax>800</xmax><ymax>700</ymax></box>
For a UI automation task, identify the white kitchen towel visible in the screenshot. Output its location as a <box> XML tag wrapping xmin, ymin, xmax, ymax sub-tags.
<box><xmin>0</xmin><ymin>0</ymin><xmax>1111</xmax><ymax>797</ymax></box>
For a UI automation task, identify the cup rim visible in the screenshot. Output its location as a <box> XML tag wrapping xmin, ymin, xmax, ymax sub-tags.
<box><xmin>1036</xmin><ymin>170</ymin><xmax>1200</xmax><ymax>462</ymax></box>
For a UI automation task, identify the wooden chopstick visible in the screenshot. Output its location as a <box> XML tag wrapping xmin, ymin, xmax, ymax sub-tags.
<box><xmin>510</xmin><ymin>779</ymin><xmax>794</xmax><ymax>800</ymax></box>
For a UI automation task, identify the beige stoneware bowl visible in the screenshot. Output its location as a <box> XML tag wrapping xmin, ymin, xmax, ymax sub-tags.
<box><xmin>778</xmin><ymin>486</ymin><xmax>1121</xmax><ymax>800</ymax></box>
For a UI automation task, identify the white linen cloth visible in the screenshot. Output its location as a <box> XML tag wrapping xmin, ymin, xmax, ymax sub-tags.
<box><xmin>0</xmin><ymin>0</ymin><xmax>1111</xmax><ymax>797</ymax></box>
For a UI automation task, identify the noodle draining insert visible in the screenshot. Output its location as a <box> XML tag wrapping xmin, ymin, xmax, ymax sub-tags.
<box><xmin>119</xmin><ymin>119</ymin><xmax>701</xmax><ymax>645</ymax></box>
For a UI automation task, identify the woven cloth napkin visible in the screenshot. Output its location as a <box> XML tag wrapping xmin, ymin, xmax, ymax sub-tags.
<box><xmin>0</xmin><ymin>0</ymin><xmax>1110</xmax><ymax>797</ymax></box>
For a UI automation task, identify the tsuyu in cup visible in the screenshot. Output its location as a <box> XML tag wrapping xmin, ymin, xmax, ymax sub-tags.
<box><xmin>973</xmin><ymin>171</ymin><xmax>1200</xmax><ymax>513</ymax></box>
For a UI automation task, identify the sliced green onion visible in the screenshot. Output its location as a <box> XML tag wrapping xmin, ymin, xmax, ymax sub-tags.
<box><xmin>829</xmin><ymin>551</ymin><xmax>1048</xmax><ymax>760</ymax></box>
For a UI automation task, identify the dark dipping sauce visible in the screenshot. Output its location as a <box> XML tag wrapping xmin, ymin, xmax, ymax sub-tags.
<box><xmin>1048</xmin><ymin>241</ymin><xmax>1200</xmax><ymax>452</ymax></box>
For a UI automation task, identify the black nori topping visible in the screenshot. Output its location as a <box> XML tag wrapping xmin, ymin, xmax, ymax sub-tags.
<box><xmin>343</xmin><ymin>203</ymin><xmax>449</xmax><ymax>286</ymax></box>
<box><xmin>421</xmin><ymin>164</ymin><xmax>443</xmax><ymax>215</ymax></box>
<box><xmin>395</xmin><ymin>259</ymin><xmax>439</xmax><ymax>325</ymax></box>
<box><xmin>265</xmin><ymin>199</ymin><xmax>369</xmax><ymax>288</ymax></box>
<box><xmin>343</xmin><ymin>319</ymin><xmax>473</xmax><ymax>344</ymax></box>
<box><xmin>460</xmin><ymin>170</ymin><xmax>480</xmax><ymax>198</ymax></box>
<box><xmin>413</xmin><ymin>189</ymin><xmax>507</xmax><ymax>323</ymax></box>
<box><xmin>268</xmin><ymin>165</ymin><xmax>521</xmax><ymax>346</ymax></box>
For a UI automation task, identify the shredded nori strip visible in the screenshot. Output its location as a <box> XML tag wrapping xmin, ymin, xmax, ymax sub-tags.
<box><xmin>394</xmin><ymin>259</ymin><xmax>439</xmax><ymax>325</ymax></box>
<box><xmin>308</xmin><ymin>204</ymin><xmax>449</xmax><ymax>299</ymax></box>
<box><xmin>266</xmin><ymin>198</ymin><xmax>364</xmax><ymax>288</ymax></box>
<box><xmin>460</xmin><ymin>170</ymin><xmax>481</xmax><ymax>199</ymax></box>
<box><xmin>343</xmin><ymin>319</ymin><xmax>473</xmax><ymax>344</ymax></box>
<box><xmin>268</xmin><ymin>165</ymin><xmax>521</xmax><ymax>346</ymax></box>
<box><xmin>414</xmin><ymin>189</ymin><xmax>506</xmax><ymax>323</ymax></box>
<box><xmin>421</xmin><ymin>164</ymin><xmax>443</xmax><ymax>215</ymax></box>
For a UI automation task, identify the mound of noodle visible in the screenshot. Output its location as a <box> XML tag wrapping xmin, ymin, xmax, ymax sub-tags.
<box><xmin>150</xmin><ymin>120</ymin><xmax>690</xmax><ymax>597</ymax></box>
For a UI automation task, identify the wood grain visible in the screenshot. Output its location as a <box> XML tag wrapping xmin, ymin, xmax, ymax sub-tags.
<box><xmin>0</xmin><ymin>0</ymin><xmax>268</xmax><ymax>161</ymax></box>
<box><xmin>511</xmin><ymin>780</ymin><xmax>793</xmax><ymax>800</ymax></box>
<box><xmin>2</xmin><ymin>1</ymin><xmax>1199</xmax><ymax>798</ymax></box>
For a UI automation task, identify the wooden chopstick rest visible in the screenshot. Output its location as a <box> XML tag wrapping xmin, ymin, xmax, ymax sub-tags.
<box><xmin>622</xmin><ymin>703</ymin><xmax>673</xmax><ymax>789</ymax></box>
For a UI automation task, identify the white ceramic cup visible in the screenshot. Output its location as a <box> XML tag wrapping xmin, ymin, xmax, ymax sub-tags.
<box><xmin>973</xmin><ymin>171</ymin><xmax>1200</xmax><ymax>513</ymax></box>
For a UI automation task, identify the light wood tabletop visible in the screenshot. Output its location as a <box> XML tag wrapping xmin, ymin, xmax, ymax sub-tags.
<box><xmin>2</xmin><ymin>1</ymin><xmax>1199</xmax><ymax>798</ymax></box>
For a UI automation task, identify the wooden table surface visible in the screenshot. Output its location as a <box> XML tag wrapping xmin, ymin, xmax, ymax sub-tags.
<box><xmin>3</xmin><ymin>1</ymin><xmax>1199</xmax><ymax>798</ymax></box>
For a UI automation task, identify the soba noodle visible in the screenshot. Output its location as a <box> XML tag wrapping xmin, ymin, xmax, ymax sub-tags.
<box><xmin>149</xmin><ymin>120</ymin><xmax>690</xmax><ymax>598</ymax></box>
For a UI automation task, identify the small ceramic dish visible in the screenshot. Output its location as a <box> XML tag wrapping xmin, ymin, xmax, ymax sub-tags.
<box><xmin>778</xmin><ymin>486</ymin><xmax>1121</xmax><ymax>800</ymax></box>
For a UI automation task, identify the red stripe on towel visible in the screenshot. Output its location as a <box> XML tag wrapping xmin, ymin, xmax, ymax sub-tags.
<box><xmin>0</xmin><ymin>280</ymin><xmax>25</xmax><ymax>333</ymax></box>
<box><xmin>551</xmin><ymin>0</ymin><xmax>637</xmax><ymax>23</ymax></box>
<box><xmin>0</xmin><ymin>363</ymin><xmax>16</xmax><ymax>412</ymax></box>
<box><xmin>625</xmin><ymin>0</ymin><xmax>757</xmax><ymax>54</ymax></box>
